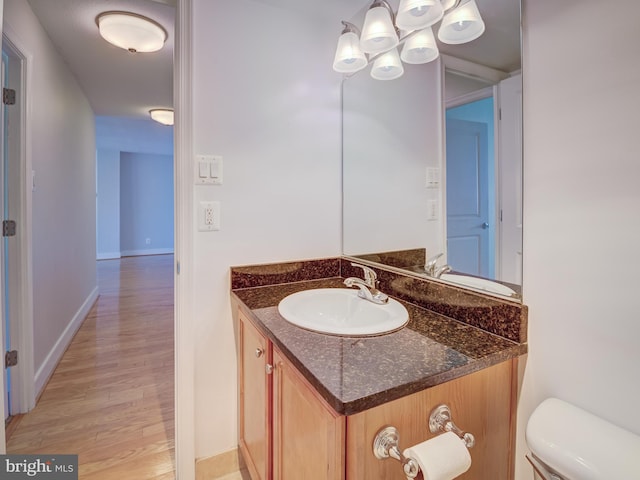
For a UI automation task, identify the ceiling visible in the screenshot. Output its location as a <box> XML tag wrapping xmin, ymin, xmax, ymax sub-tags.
<box><xmin>27</xmin><ymin>0</ymin><xmax>175</xmax><ymax>119</ymax></box>
<box><xmin>24</xmin><ymin>0</ymin><xmax>519</xmax><ymax>120</ymax></box>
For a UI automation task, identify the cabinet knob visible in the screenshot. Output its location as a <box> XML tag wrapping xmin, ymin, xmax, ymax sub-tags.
<box><xmin>265</xmin><ymin>364</ymin><xmax>274</xmax><ymax>375</ymax></box>
<box><xmin>255</xmin><ymin>348</ymin><xmax>264</xmax><ymax>358</ymax></box>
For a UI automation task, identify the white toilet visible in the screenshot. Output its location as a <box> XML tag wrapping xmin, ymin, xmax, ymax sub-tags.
<box><xmin>526</xmin><ymin>398</ymin><xmax>640</xmax><ymax>480</ymax></box>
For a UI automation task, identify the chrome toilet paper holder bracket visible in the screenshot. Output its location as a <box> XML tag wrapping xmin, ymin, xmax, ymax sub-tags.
<box><xmin>373</xmin><ymin>426</ymin><xmax>421</xmax><ymax>479</ymax></box>
<box><xmin>372</xmin><ymin>404</ymin><xmax>475</xmax><ymax>478</ymax></box>
<box><xmin>429</xmin><ymin>404</ymin><xmax>475</xmax><ymax>448</ymax></box>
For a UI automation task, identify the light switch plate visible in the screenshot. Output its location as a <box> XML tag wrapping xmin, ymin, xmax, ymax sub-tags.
<box><xmin>426</xmin><ymin>167</ymin><xmax>440</xmax><ymax>188</ymax></box>
<box><xmin>195</xmin><ymin>155</ymin><xmax>223</xmax><ymax>185</ymax></box>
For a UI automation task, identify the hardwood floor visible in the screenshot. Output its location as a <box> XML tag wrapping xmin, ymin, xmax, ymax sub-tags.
<box><xmin>6</xmin><ymin>254</ymin><xmax>175</xmax><ymax>479</ymax></box>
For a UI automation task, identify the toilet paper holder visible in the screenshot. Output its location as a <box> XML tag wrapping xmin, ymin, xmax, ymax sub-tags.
<box><xmin>428</xmin><ymin>404</ymin><xmax>475</xmax><ymax>448</ymax></box>
<box><xmin>373</xmin><ymin>404</ymin><xmax>475</xmax><ymax>478</ymax></box>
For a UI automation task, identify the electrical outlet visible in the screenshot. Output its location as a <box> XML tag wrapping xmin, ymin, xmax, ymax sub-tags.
<box><xmin>145</xmin><ymin>238</ymin><xmax>151</xmax><ymax>245</ymax></box>
<box><xmin>198</xmin><ymin>201</ymin><xmax>221</xmax><ymax>231</ymax></box>
<box><xmin>427</xmin><ymin>200</ymin><xmax>438</xmax><ymax>220</ymax></box>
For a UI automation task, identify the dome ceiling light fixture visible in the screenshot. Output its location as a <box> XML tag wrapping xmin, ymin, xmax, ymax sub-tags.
<box><xmin>149</xmin><ymin>109</ymin><xmax>174</xmax><ymax>126</ymax></box>
<box><xmin>97</xmin><ymin>11</ymin><xmax>167</xmax><ymax>53</ymax></box>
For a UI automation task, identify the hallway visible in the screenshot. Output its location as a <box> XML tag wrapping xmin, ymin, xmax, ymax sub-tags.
<box><xmin>6</xmin><ymin>254</ymin><xmax>175</xmax><ymax>479</ymax></box>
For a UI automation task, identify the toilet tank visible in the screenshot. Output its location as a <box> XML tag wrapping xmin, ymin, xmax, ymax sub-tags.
<box><xmin>526</xmin><ymin>398</ymin><xmax>640</xmax><ymax>480</ymax></box>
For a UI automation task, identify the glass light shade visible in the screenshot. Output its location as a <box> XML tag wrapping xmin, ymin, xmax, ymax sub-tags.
<box><xmin>333</xmin><ymin>31</ymin><xmax>368</xmax><ymax>73</ymax></box>
<box><xmin>360</xmin><ymin>6</ymin><xmax>399</xmax><ymax>55</ymax></box>
<box><xmin>441</xmin><ymin>0</ymin><xmax>457</xmax><ymax>10</ymax></box>
<box><xmin>396</xmin><ymin>0</ymin><xmax>444</xmax><ymax>31</ymax></box>
<box><xmin>371</xmin><ymin>48</ymin><xmax>404</xmax><ymax>80</ymax></box>
<box><xmin>150</xmin><ymin>109</ymin><xmax>174</xmax><ymax>125</ymax></box>
<box><xmin>438</xmin><ymin>0</ymin><xmax>485</xmax><ymax>44</ymax></box>
<box><xmin>401</xmin><ymin>27</ymin><xmax>439</xmax><ymax>64</ymax></box>
<box><xmin>97</xmin><ymin>12</ymin><xmax>167</xmax><ymax>53</ymax></box>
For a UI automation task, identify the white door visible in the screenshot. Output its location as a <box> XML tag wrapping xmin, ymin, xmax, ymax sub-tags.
<box><xmin>446</xmin><ymin>117</ymin><xmax>490</xmax><ymax>277</ymax></box>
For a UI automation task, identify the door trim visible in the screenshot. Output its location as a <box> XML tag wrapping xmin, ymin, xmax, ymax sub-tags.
<box><xmin>2</xmin><ymin>25</ymin><xmax>35</xmax><ymax>415</ymax></box>
<box><xmin>174</xmin><ymin>0</ymin><xmax>196</xmax><ymax>478</ymax></box>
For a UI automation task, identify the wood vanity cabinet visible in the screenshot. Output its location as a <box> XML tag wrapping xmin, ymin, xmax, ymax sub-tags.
<box><xmin>238</xmin><ymin>310</ymin><xmax>517</xmax><ymax>480</ymax></box>
<box><xmin>238</xmin><ymin>310</ymin><xmax>345</xmax><ymax>480</ymax></box>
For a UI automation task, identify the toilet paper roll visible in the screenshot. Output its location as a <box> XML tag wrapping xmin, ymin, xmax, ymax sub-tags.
<box><xmin>403</xmin><ymin>431</ymin><xmax>472</xmax><ymax>480</ymax></box>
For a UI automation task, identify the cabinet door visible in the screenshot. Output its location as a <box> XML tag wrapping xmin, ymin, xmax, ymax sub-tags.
<box><xmin>239</xmin><ymin>312</ymin><xmax>272</xmax><ymax>480</ymax></box>
<box><xmin>346</xmin><ymin>359</ymin><xmax>516</xmax><ymax>480</ymax></box>
<box><xmin>272</xmin><ymin>348</ymin><xmax>345</xmax><ymax>480</ymax></box>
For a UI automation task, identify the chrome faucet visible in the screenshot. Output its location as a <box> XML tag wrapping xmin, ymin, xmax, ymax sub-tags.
<box><xmin>424</xmin><ymin>253</ymin><xmax>451</xmax><ymax>278</ymax></box>
<box><xmin>343</xmin><ymin>263</ymin><xmax>389</xmax><ymax>305</ymax></box>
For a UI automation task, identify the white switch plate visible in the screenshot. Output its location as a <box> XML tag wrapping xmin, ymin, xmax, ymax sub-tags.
<box><xmin>198</xmin><ymin>201</ymin><xmax>221</xmax><ymax>231</ymax></box>
<box><xmin>195</xmin><ymin>155</ymin><xmax>223</xmax><ymax>185</ymax></box>
<box><xmin>426</xmin><ymin>167</ymin><xmax>440</xmax><ymax>188</ymax></box>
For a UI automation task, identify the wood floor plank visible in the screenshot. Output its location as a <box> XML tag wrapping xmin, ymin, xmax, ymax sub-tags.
<box><xmin>6</xmin><ymin>254</ymin><xmax>175</xmax><ymax>479</ymax></box>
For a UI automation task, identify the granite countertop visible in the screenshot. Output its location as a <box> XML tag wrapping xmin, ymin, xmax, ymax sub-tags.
<box><xmin>232</xmin><ymin>276</ymin><xmax>526</xmax><ymax>416</ymax></box>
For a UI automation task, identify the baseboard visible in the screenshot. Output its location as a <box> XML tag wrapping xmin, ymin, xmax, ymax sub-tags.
<box><xmin>120</xmin><ymin>248</ymin><xmax>174</xmax><ymax>257</ymax></box>
<box><xmin>97</xmin><ymin>252</ymin><xmax>121</xmax><ymax>260</ymax></box>
<box><xmin>196</xmin><ymin>448</ymin><xmax>247</xmax><ymax>480</ymax></box>
<box><xmin>34</xmin><ymin>286</ymin><xmax>99</xmax><ymax>396</ymax></box>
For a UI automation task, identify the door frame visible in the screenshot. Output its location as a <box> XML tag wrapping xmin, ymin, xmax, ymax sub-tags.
<box><xmin>1</xmin><ymin>25</ymin><xmax>35</xmax><ymax>417</ymax></box>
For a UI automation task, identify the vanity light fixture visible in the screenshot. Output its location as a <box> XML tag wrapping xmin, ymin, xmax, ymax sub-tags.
<box><xmin>396</xmin><ymin>0</ymin><xmax>444</xmax><ymax>31</ymax></box>
<box><xmin>333</xmin><ymin>22</ymin><xmax>369</xmax><ymax>73</ymax></box>
<box><xmin>359</xmin><ymin>0</ymin><xmax>399</xmax><ymax>55</ymax></box>
<box><xmin>97</xmin><ymin>11</ymin><xmax>167</xmax><ymax>53</ymax></box>
<box><xmin>370</xmin><ymin>48</ymin><xmax>405</xmax><ymax>80</ymax></box>
<box><xmin>149</xmin><ymin>108</ymin><xmax>174</xmax><ymax>126</ymax></box>
<box><xmin>438</xmin><ymin>0</ymin><xmax>485</xmax><ymax>44</ymax></box>
<box><xmin>333</xmin><ymin>0</ymin><xmax>485</xmax><ymax>79</ymax></box>
<box><xmin>401</xmin><ymin>27</ymin><xmax>439</xmax><ymax>64</ymax></box>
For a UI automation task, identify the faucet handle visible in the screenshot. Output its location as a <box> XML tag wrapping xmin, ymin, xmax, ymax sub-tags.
<box><xmin>350</xmin><ymin>262</ymin><xmax>377</xmax><ymax>286</ymax></box>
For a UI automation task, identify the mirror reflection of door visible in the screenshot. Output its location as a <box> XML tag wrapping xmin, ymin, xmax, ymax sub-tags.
<box><xmin>446</xmin><ymin>96</ymin><xmax>495</xmax><ymax>278</ymax></box>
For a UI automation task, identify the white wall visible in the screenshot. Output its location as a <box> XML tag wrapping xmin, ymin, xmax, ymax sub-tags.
<box><xmin>95</xmin><ymin>117</ymin><xmax>174</xmax><ymax>259</ymax></box>
<box><xmin>4</xmin><ymin>0</ymin><xmax>97</xmax><ymax>393</ymax></box>
<box><xmin>96</xmin><ymin>149</ymin><xmax>120</xmax><ymax>259</ymax></box>
<box><xmin>191</xmin><ymin>0</ymin><xmax>342</xmax><ymax>459</ymax></box>
<box><xmin>516</xmin><ymin>0</ymin><xmax>640</xmax><ymax>478</ymax></box>
<box><xmin>120</xmin><ymin>152</ymin><xmax>174</xmax><ymax>255</ymax></box>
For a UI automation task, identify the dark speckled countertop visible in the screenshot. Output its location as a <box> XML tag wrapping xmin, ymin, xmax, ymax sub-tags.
<box><xmin>231</xmin><ymin>264</ymin><xmax>527</xmax><ymax>416</ymax></box>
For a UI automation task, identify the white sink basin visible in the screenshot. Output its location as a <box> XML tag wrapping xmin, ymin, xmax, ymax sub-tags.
<box><xmin>439</xmin><ymin>273</ymin><xmax>516</xmax><ymax>297</ymax></box>
<box><xmin>278</xmin><ymin>288</ymin><xmax>409</xmax><ymax>336</ymax></box>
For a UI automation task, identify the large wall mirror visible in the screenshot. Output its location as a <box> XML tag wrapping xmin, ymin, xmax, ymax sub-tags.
<box><xmin>342</xmin><ymin>0</ymin><xmax>522</xmax><ymax>300</ymax></box>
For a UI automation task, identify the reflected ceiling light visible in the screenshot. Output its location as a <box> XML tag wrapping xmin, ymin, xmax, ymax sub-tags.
<box><xmin>97</xmin><ymin>11</ymin><xmax>167</xmax><ymax>53</ymax></box>
<box><xmin>150</xmin><ymin>109</ymin><xmax>174</xmax><ymax>126</ymax></box>
<box><xmin>401</xmin><ymin>27</ymin><xmax>439</xmax><ymax>64</ymax></box>
<box><xmin>396</xmin><ymin>0</ymin><xmax>443</xmax><ymax>31</ymax></box>
<box><xmin>371</xmin><ymin>48</ymin><xmax>404</xmax><ymax>81</ymax></box>
<box><xmin>438</xmin><ymin>0</ymin><xmax>485</xmax><ymax>44</ymax></box>
<box><xmin>360</xmin><ymin>1</ymin><xmax>399</xmax><ymax>55</ymax></box>
<box><xmin>333</xmin><ymin>22</ymin><xmax>368</xmax><ymax>73</ymax></box>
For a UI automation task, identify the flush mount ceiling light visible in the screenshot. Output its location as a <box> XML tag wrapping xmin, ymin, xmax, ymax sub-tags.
<box><xmin>333</xmin><ymin>22</ymin><xmax>368</xmax><ymax>74</ymax></box>
<box><xmin>333</xmin><ymin>0</ymin><xmax>485</xmax><ymax>80</ymax></box>
<box><xmin>360</xmin><ymin>0</ymin><xmax>399</xmax><ymax>55</ymax></box>
<box><xmin>97</xmin><ymin>11</ymin><xmax>167</xmax><ymax>53</ymax></box>
<box><xmin>150</xmin><ymin>109</ymin><xmax>174</xmax><ymax>126</ymax></box>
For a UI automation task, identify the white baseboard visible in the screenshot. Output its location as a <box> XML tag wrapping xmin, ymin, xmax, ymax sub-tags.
<box><xmin>34</xmin><ymin>286</ymin><xmax>99</xmax><ymax>396</ymax></box>
<box><xmin>120</xmin><ymin>248</ymin><xmax>174</xmax><ymax>257</ymax></box>
<box><xmin>97</xmin><ymin>251</ymin><xmax>121</xmax><ymax>260</ymax></box>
